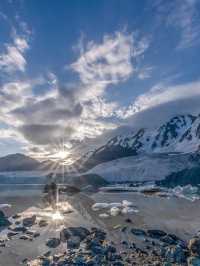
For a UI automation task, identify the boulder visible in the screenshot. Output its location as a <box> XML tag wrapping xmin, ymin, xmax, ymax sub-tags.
<box><xmin>165</xmin><ymin>245</ymin><xmax>187</xmax><ymax>264</ymax></box>
<box><xmin>67</xmin><ymin>236</ymin><xmax>81</xmax><ymax>249</ymax></box>
<box><xmin>147</xmin><ymin>229</ymin><xmax>167</xmax><ymax>239</ymax></box>
<box><xmin>46</xmin><ymin>238</ymin><xmax>60</xmax><ymax>248</ymax></box>
<box><xmin>0</xmin><ymin>210</ymin><xmax>11</xmax><ymax>227</ymax></box>
<box><xmin>10</xmin><ymin>226</ymin><xmax>27</xmax><ymax>233</ymax></box>
<box><xmin>160</xmin><ymin>235</ymin><xmax>177</xmax><ymax>245</ymax></box>
<box><xmin>189</xmin><ymin>237</ymin><xmax>200</xmax><ymax>256</ymax></box>
<box><xmin>23</xmin><ymin>215</ymin><xmax>36</xmax><ymax>227</ymax></box>
<box><xmin>20</xmin><ymin>235</ymin><xmax>32</xmax><ymax>241</ymax></box>
<box><xmin>39</xmin><ymin>219</ymin><xmax>48</xmax><ymax>227</ymax></box>
<box><xmin>188</xmin><ymin>256</ymin><xmax>200</xmax><ymax>266</ymax></box>
<box><xmin>60</xmin><ymin>227</ymin><xmax>90</xmax><ymax>242</ymax></box>
<box><xmin>131</xmin><ymin>228</ymin><xmax>146</xmax><ymax>236</ymax></box>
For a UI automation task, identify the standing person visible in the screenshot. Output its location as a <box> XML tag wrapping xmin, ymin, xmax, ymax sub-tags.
<box><xmin>49</xmin><ymin>181</ymin><xmax>57</xmax><ymax>209</ymax></box>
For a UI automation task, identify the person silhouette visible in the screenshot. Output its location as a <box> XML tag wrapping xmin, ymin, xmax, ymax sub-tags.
<box><xmin>49</xmin><ymin>181</ymin><xmax>57</xmax><ymax>209</ymax></box>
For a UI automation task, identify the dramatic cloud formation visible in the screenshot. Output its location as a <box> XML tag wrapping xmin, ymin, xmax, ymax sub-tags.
<box><xmin>0</xmin><ymin>31</ymin><xmax>150</xmax><ymax>157</ymax></box>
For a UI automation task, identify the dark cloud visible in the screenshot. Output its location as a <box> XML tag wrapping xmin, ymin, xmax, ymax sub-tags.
<box><xmin>19</xmin><ymin>124</ymin><xmax>75</xmax><ymax>145</ymax></box>
<box><xmin>11</xmin><ymin>96</ymin><xmax>83</xmax><ymax>123</ymax></box>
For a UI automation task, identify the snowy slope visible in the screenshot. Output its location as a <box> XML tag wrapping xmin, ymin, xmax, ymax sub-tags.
<box><xmin>75</xmin><ymin>114</ymin><xmax>200</xmax><ymax>173</ymax></box>
<box><xmin>87</xmin><ymin>153</ymin><xmax>195</xmax><ymax>182</ymax></box>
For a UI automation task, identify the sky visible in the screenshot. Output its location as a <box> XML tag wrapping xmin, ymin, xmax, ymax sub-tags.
<box><xmin>0</xmin><ymin>0</ymin><xmax>200</xmax><ymax>160</ymax></box>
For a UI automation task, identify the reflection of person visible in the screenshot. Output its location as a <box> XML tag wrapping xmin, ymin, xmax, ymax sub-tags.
<box><xmin>49</xmin><ymin>182</ymin><xmax>57</xmax><ymax>209</ymax></box>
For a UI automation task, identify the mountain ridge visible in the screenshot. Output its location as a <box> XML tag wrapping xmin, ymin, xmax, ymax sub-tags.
<box><xmin>69</xmin><ymin>114</ymin><xmax>200</xmax><ymax>173</ymax></box>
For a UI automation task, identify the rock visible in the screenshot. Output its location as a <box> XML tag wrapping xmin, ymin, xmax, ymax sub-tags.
<box><xmin>189</xmin><ymin>237</ymin><xmax>200</xmax><ymax>256</ymax></box>
<box><xmin>90</xmin><ymin>243</ymin><xmax>105</xmax><ymax>254</ymax></box>
<box><xmin>131</xmin><ymin>228</ymin><xmax>146</xmax><ymax>236</ymax></box>
<box><xmin>12</xmin><ymin>214</ymin><xmax>21</xmax><ymax>219</ymax></box>
<box><xmin>33</xmin><ymin>232</ymin><xmax>40</xmax><ymax>238</ymax></box>
<box><xmin>105</xmin><ymin>245</ymin><xmax>116</xmax><ymax>254</ymax></box>
<box><xmin>188</xmin><ymin>256</ymin><xmax>200</xmax><ymax>266</ymax></box>
<box><xmin>40</xmin><ymin>258</ymin><xmax>51</xmax><ymax>266</ymax></box>
<box><xmin>7</xmin><ymin>231</ymin><xmax>18</xmax><ymax>238</ymax></box>
<box><xmin>10</xmin><ymin>226</ymin><xmax>27</xmax><ymax>233</ymax></box>
<box><xmin>0</xmin><ymin>210</ymin><xmax>11</xmax><ymax>227</ymax></box>
<box><xmin>43</xmin><ymin>251</ymin><xmax>51</xmax><ymax>257</ymax></box>
<box><xmin>23</xmin><ymin>215</ymin><xmax>36</xmax><ymax>227</ymax></box>
<box><xmin>22</xmin><ymin>258</ymin><xmax>28</xmax><ymax>264</ymax></box>
<box><xmin>20</xmin><ymin>235</ymin><xmax>32</xmax><ymax>241</ymax></box>
<box><xmin>164</xmin><ymin>245</ymin><xmax>187</xmax><ymax>263</ymax></box>
<box><xmin>121</xmin><ymin>240</ymin><xmax>128</xmax><ymax>245</ymax></box>
<box><xmin>46</xmin><ymin>238</ymin><xmax>60</xmax><ymax>248</ymax></box>
<box><xmin>160</xmin><ymin>235</ymin><xmax>177</xmax><ymax>245</ymax></box>
<box><xmin>125</xmin><ymin>218</ymin><xmax>132</xmax><ymax>223</ymax></box>
<box><xmin>121</xmin><ymin>226</ymin><xmax>127</xmax><ymax>233</ymax></box>
<box><xmin>60</xmin><ymin>227</ymin><xmax>90</xmax><ymax>242</ymax></box>
<box><xmin>26</xmin><ymin>230</ymin><xmax>40</xmax><ymax>238</ymax></box>
<box><xmin>91</xmin><ymin>228</ymin><xmax>106</xmax><ymax>241</ymax></box>
<box><xmin>38</xmin><ymin>220</ymin><xmax>48</xmax><ymax>227</ymax></box>
<box><xmin>67</xmin><ymin>236</ymin><xmax>81</xmax><ymax>249</ymax></box>
<box><xmin>147</xmin><ymin>229</ymin><xmax>167</xmax><ymax>239</ymax></box>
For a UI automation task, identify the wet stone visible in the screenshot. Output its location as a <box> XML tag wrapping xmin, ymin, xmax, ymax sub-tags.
<box><xmin>188</xmin><ymin>237</ymin><xmax>200</xmax><ymax>257</ymax></box>
<box><xmin>38</xmin><ymin>220</ymin><xmax>48</xmax><ymax>227</ymax></box>
<box><xmin>131</xmin><ymin>228</ymin><xmax>146</xmax><ymax>236</ymax></box>
<box><xmin>22</xmin><ymin>215</ymin><xmax>36</xmax><ymax>227</ymax></box>
<box><xmin>147</xmin><ymin>229</ymin><xmax>167</xmax><ymax>239</ymax></box>
<box><xmin>46</xmin><ymin>238</ymin><xmax>60</xmax><ymax>248</ymax></box>
<box><xmin>0</xmin><ymin>210</ymin><xmax>11</xmax><ymax>227</ymax></box>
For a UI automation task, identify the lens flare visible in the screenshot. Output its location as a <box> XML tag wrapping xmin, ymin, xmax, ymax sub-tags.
<box><xmin>51</xmin><ymin>210</ymin><xmax>64</xmax><ymax>221</ymax></box>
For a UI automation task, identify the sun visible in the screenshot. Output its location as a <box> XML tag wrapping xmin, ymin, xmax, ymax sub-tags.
<box><xmin>55</xmin><ymin>150</ymin><xmax>68</xmax><ymax>160</ymax></box>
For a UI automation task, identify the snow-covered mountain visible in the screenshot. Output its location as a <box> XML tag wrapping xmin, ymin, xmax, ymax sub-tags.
<box><xmin>68</xmin><ymin>114</ymin><xmax>200</xmax><ymax>182</ymax></box>
<box><xmin>0</xmin><ymin>153</ymin><xmax>41</xmax><ymax>172</ymax></box>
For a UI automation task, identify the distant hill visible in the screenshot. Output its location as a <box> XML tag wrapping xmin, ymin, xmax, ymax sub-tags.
<box><xmin>0</xmin><ymin>153</ymin><xmax>41</xmax><ymax>172</ymax></box>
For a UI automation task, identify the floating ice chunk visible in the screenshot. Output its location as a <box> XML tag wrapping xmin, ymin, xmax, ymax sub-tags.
<box><xmin>109</xmin><ymin>202</ymin><xmax>122</xmax><ymax>208</ymax></box>
<box><xmin>110</xmin><ymin>207</ymin><xmax>121</xmax><ymax>216</ymax></box>
<box><xmin>99</xmin><ymin>213</ymin><xmax>109</xmax><ymax>218</ymax></box>
<box><xmin>92</xmin><ymin>203</ymin><xmax>109</xmax><ymax>211</ymax></box>
<box><xmin>171</xmin><ymin>185</ymin><xmax>200</xmax><ymax>202</ymax></box>
<box><xmin>0</xmin><ymin>204</ymin><xmax>11</xmax><ymax>209</ymax></box>
<box><xmin>121</xmin><ymin>207</ymin><xmax>139</xmax><ymax>214</ymax></box>
<box><xmin>122</xmin><ymin>200</ymin><xmax>134</xmax><ymax>207</ymax></box>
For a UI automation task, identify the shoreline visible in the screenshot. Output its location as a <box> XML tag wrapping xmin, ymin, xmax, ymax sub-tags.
<box><xmin>0</xmin><ymin>190</ymin><xmax>200</xmax><ymax>265</ymax></box>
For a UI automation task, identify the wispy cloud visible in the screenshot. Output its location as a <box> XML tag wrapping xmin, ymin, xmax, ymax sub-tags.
<box><xmin>71</xmin><ymin>31</ymin><xmax>149</xmax><ymax>100</ymax></box>
<box><xmin>154</xmin><ymin>0</ymin><xmax>200</xmax><ymax>49</ymax></box>
<box><xmin>117</xmin><ymin>80</ymin><xmax>200</xmax><ymax>119</ymax></box>
<box><xmin>137</xmin><ymin>66</ymin><xmax>154</xmax><ymax>80</ymax></box>
<box><xmin>0</xmin><ymin>35</ymin><xmax>29</xmax><ymax>73</ymax></box>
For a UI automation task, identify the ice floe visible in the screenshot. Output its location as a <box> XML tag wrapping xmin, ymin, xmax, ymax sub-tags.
<box><xmin>92</xmin><ymin>200</ymin><xmax>139</xmax><ymax>218</ymax></box>
<box><xmin>0</xmin><ymin>204</ymin><xmax>11</xmax><ymax>209</ymax></box>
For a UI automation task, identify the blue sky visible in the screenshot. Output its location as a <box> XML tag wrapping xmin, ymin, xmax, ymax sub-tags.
<box><xmin>0</xmin><ymin>0</ymin><xmax>200</xmax><ymax>159</ymax></box>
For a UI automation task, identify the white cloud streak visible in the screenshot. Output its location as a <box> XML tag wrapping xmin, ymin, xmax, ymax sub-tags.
<box><xmin>0</xmin><ymin>36</ymin><xmax>29</xmax><ymax>73</ymax></box>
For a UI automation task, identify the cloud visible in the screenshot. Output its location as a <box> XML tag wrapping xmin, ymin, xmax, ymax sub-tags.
<box><xmin>0</xmin><ymin>31</ymin><xmax>150</xmax><ymax>158</ymax></box>
<box><xmin>117</xmin><ymin>80</ymin><xmax>200</xmax><ymax>120</ymax></box>
<box><xmin>137</xmin><ymin>66</ymin><xmax>154</xmax><ymax>80</ymax></box>
<box><xmin>19</xmin><ymin>124</ymin><xmax>75</xmax><ymax>145</ymax></box>
<box><xmin>154</xmin><ymin>0</ymin><xmax>200</xmax><ymax>49</ymax></box>
<box><xmin>71</xmin><ymin>31</ymin><xmax>149</xmax><ymax>100</ymax></box>
<box><xmin>0</xmin><ymin>35</ymin><xmax>29</xmax><ymax>73</ymax></box>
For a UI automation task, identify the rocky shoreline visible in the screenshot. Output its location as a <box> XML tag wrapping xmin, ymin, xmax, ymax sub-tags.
<box><xmin>1</xmin><ymin>209</ymin><xmax>200</xmax><ymax>266</ymax></box>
